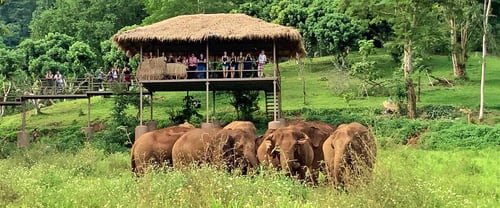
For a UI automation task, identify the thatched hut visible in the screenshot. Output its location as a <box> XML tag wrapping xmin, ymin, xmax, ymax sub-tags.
<box><xmin>112</xmin><ymin>13</ymin><xmax>305</xmax><ymax>128</ymax></box>
<box><xmin>112</xmin><ymin>13</ymin><xmax>305</xmax><ymax>59</ymax></box>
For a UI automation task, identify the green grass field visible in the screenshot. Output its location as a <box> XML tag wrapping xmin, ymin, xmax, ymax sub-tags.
<box><xmin>0</xmin><ymin>52</ymin><xmax>499</xmax><ymax>207</ymax></box>
<box><xmin>0</xmin><ymin>144</ymin><xmax>498</xmax><ymax>207</ymax></box>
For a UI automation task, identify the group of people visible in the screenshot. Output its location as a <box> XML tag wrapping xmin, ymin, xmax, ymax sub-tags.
<box><xmin>156</xmin><ymin>50</ymin><xmax>268</xmax><ymax>79</ymax></box>
<box><xmin>96</xmin><ymin>65</ymin><xmax>132</xmax><ymax>90</ymax></box>
<box><xmin>220</xmin><ymin>50</ymin><xmax>267</xmax><ymax>78</ymax></box>
<box><xmin>44</xmin><ymin>71</ymin><xmax>65</xmax><ymax>93</ymax></box>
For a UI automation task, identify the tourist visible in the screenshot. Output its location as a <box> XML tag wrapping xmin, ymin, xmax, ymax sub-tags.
<box><xmin>45</xmin><ymin>71</ymin><xmax>54</xmax><ymax>89</ymax></box>
<box><xmin>96</xmin><ymin>67</ymin><xmax>104</xmax><ymax>90</ymax></box>
<box><xmin>221</xmin><ymin>51</ymin><xmax>229</xmax><ymax>78</ymax></box>
<box><xmin>164</xmin><ymin>53</ymin><xmax>175</xmax><ymax>63</ymax></box>
<box><xmin>230</xmin><ymin>52</ymin><xmax>237</xmax><ymax>78</ymax></box>
<box><xmin>108</xmin><ymin>69</ymin><xmax>114</xmax><ymax>82</ymax></box>
<box><xmin>244</xmin><ymin>53</ymin><xmax>254</xmax><ymax>78</ymax></box>
<box><xmin>188</xmin><ymin>53</ymin><xmax>198</xmax><ymax>79</ymax></box>
<box><xmin>198</xmin><ymin>53</ymin><xmax>207</xmax><ymax>79</ymax></box>
<box><xmin>237</xmin><ymin>52</ymin><xmax>245</xmax><ymax>78</ymax></box>
<box><xmin>54</xmin><ymin>71</ymin><xmax>64</xmax><ymax>93</ymax></box>
<box><xmin>258</xmin><ymin>50</ymin><xmax>267</xmax><ymax>78</ymax></box>
<box><xmin>123</xmin><ymin>65</ymin><xmax>132</xmax><ymax>90</ymax></box>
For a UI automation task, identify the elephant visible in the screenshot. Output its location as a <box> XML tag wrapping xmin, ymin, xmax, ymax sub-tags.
<box><xmin>171</xmin><ymin>128</ymin><xmax>221</xmax><ymax>167</ymax></box>
<box><xmin>214</xmin><ymin>128</ymin><xmax>259</xmax><ymax>174</ymax></box>
<box><xmin>130</xmin><ymin>124</ymin><xmax>194</xmax><ymax>175</ymax></box>
<box><xmin>256</xmin><ymin>128</ymin><xmax>280</xmax><ymax>168</ymax></box>
<box><xmin>287</xmin><ymin>120</ymin><xmax>336</xmax><ymax>171</ymax></box>
<box><xmin>223</xmin><ymin>121</ymin><xmax>257</xmax><ymax>137</ymax></box>
<box><xmin>258</xmin><ymin>126</ymin><xmax>314</xmax><ymax>181</ymax></box>
<box><xmin>322</xmin><ymin>122</ymin><xmax>377</xmax><ymax>186</ymax></box>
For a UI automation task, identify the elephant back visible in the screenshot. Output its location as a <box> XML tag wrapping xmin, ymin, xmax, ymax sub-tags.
<box><xmin>223</xmin><ymin>121</ymin><xmax>257</xmax><ymax>137</ymax></box>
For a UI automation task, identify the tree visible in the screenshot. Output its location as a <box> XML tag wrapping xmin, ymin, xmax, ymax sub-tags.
<box><xmin>479</xmin><ymin>0</ymin><xmax>493</xmax><ymax>122</ymax></box>
<box><xmin>438</xmin><ymin>0</ymin><xmax>482</xmax><ymax>78</ymax></box>
<box><xmin>142</xmin><ymin>0</ymin><xmax>244</xmax><ymax>24</ymax></box>
<box><xmin>29</xmin><ymin>0</ymin><xmax>146</xmax><ymax>56</ymax></box>
<box><xmin>230</xmin><ymin>91</ymin><xmax>260</xmax><ymax>121</ymax></box>
<box><xmin>375</xmin><ymin>0</ymin><xmax>438</xmax><ymax>119</ymax></box>
<box><xmin>0</xmin><ymin>0</ymin><xmax>37</xmax><ymax>46</ymax></box>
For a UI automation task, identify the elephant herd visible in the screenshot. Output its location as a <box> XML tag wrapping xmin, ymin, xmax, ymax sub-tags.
<box><xmin>130</xmin><ymin>120</ymin><xmax>377</xmax><ymax>186</ymax></box>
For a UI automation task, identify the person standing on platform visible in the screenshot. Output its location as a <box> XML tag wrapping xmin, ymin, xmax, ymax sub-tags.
<box><xmin>188</xmin><ymin>53</ymin><xmax>198</xmax><ymax>79</ymax></box>
<box><xmin>221</xmin><ymin>51</ymin><xmax>229</xmax><ymax>78</ymax></box>
<box><xmin>96</xmin><ymin>67</ymin><xmax>104</xmax><ymax>90</ymax></box>
<box><xmin>237</xmin><ymin>51</ymin><xmax>245</xmax><ymax>78</ymax></box>
<box><xmin>197</xmin><ymin>53</ymin><xmax>207</xmax><ymax>79</ymax></box>
<box><xmin>257</xmin><ymin>50</ymin><xmax>267</xmax><ymax>78</ymax></box>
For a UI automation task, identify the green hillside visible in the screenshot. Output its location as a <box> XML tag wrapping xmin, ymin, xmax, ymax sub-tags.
<box><xmin>1</xmin><ymin>52</ymin><xmax>499</xmax><ymax>135</ymax></box>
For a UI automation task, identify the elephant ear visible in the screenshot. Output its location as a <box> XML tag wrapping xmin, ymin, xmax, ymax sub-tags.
<box><xmin>262</xmin><ymin>133</ymin><xmax>276</xmax><ymax>154</ymax></box>
<box><xmin>308</xmin><ymin>126</ymin><xmax>329</xmax><ymax>148</ymax></box>
<box><xmin>294</xmin><ymin>132</ymin><xmax>310</xmax><ymax>145</ymax></box>
<box><xmin>221</xmin><ymin>131</ymin><xmax>236</xmax><ymax>152</ymax></box>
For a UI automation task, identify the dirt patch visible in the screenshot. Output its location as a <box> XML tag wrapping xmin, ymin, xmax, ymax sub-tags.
<box><xmin>406</xmin><ymin>130</ymin><xmax>428</xmax><ymax>146</ymax></box>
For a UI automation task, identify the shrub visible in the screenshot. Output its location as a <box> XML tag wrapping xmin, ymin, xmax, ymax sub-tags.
<box><xmin>167</xmin><ymin>95</ymin><xmax>202</xmax><ymax>124</ymax></box>
<box><xmin>420</xmin><ymin>105</ymin><xmax>458</xmax><ymax>120</ymax></box>
<box><xmin>373</xmin><ymin>119</ymin><xmax>429</xmax><ymax>145</ymax></box>
<box><xmin>420</xmin><ymin>124</ymin><xmax>500</xmax><ymax>150</ymax></box>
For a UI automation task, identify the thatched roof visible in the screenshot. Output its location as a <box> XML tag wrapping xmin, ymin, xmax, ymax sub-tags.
<box><xmin>112</xmin><ymin>13</ymin><xmax>305</xmax><ymax>58</ymax></box>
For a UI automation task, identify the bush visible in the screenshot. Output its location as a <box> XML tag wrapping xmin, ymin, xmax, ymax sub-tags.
<box><xmin>373</xmin><ymin>119</ymin><xmax>429</xmax><ymax>145</ymax></box>
<box><xmin>420</xmin><ymin>124</ymin><xmax>500</xmax><ymax>150</ymax></box>
<box><xmin>420</xmin><ymin>105</ymin><xmax>458</xmax><ymax>120</ymax></box>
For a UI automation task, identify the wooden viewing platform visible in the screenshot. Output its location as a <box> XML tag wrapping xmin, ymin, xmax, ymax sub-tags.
<box><xmin>141</xmin><ymin>77</ymin><xmax>276</xmax><ymax>92</ymax></box>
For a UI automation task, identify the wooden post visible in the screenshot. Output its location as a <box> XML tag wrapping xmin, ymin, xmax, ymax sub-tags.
<box><xmin>205</xmin><ymin>41</ymin><xmax>210</xmax><ymax>124</ymax></box>
<box><xmin>273</xmin><ymin>41</ymin><xmax>277</xmax><ymax>121</ymax></box>
<box><xmin>140</xmin><ymin>45</ymin><xmax>143</xmax><ymax>62</ymax></box>
<box><xmin>150</xmin><ymin>92</ymin><xmax>153</xmax><ymax>121</ymax></box>
<box><xmin>206</xmin><ymin>41</ymin><xmax>209</xmax><ymax>80</ymax></box>
<box><xmin>212</xmin><ymin>90</ymin><xmax>216</xmax><ymax>119</ymax></box>
<box><xmin>139</xmin><ymin>83</ymin><xmax>143</xmax><ymax>126</ymax></box>
<box><xmin>206</xmin><ymin>81</ymin><xmax>210</xmax><ymax>123</ymax></box>
<box><xmin>87</xmin><ymin>97</ymin><xmax>91</xmax><ymax>127</ymax></box>
<box><xmin>21</xmin><ymin>100</ymin><xmax>26</xmax><ymax>132</ymax></box>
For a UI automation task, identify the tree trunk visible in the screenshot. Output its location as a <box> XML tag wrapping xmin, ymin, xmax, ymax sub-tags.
<box><xmin>450</xmin><ymin>19</ymin><xmax>467</xmax><ymax>78</ymax></box>
<box><xmin>1</xmin><ymin>81</ymin><xmax>12</xmax><ymax>117</ymax></box>
<box><xmin>403</xmin><ymin>40</ymin><xmax>417</xmax><ymax>119</ymax></box>
<box><xmin>479</xmin><ymin>0</ymin><xmax>492</xmax><ymax>122</ymax></box>
<box><xmin>406</xmin><ymin>78</ymin><xmax>417</xmax><ymax>119</ymax></box>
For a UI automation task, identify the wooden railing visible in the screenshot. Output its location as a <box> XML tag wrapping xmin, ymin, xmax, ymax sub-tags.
<box><xmin>39</xmin><ymin>75</ymin><xmax>137</xmax><ymax>95</ymax></box>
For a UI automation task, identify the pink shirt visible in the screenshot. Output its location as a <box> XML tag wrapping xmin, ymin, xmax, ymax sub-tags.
<box><xmin>188</xmin><ymin>56</ymin><xmax>198</xmax><ymax>66</ymax></box>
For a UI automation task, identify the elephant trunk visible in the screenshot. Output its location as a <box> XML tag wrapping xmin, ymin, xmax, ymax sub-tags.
<box><xmin>281</xmin><ymin>152</ymin><xmax>299</xmax><ymax>173</ymax></box>
<box><xmin>333</xmin><ymin>144</ymin><xmax>346</xmax><ymax>185</ymax></box>
<box><xmin>245</xmin><ymin>151</ymin><xmax>259</xmax><ymax>168</ymax></box>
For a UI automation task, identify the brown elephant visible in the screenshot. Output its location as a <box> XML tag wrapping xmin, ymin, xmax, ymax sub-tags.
<box><xmin>214</xmin><ymin>128</ymin><xmax>259</xmax><ymax>174</ymax></box>
<box><xmin>171</xmin><ymin>128</ymin><xmax>221</xmax><ymax>167</ymax></box>
<box><xmin>322</xmin><ymin>122</ymin><xmax>377</xmax><ymax>186</ymax></box>
<box><xmin>288</xmin><ymin>120</ymin><xmax>336</xmax><ymax>171</ymax></box>
<box><xmin>223</xmin><ymin>121</ymin><xmax>257</xmax><ymax>136</ymax></box>
<box><xmin>258</xmin><ymin>126</ymin><xmax>314</xmax><ymax>181</ymax></box>
<box><xmin>130</xmin><ymin>124</ymin><xmax>194</xmax><ymax>175</ymax></box>
<box><xmin>256</xmin><ymin>128</ymin><xmax>279</xmax><ymax>168</ymax></box>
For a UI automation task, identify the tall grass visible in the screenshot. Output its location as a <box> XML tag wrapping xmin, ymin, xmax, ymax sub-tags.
<box><xmin>0</xmin><ymin>144</ymin><xmax>497</xmax><ymax>207</ymax></box>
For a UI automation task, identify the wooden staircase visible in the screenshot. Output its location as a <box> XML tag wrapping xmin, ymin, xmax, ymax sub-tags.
<box><xmin>265</xmin><ymin>81</ymin><xmax>281</xmax><ymax>119</ymax></box>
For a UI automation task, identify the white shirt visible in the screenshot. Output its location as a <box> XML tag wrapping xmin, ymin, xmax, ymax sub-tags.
<box><xmin>258</xmin><ymin>54</ymin><xmax>267</xmax><ymax>64</ymax></box>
